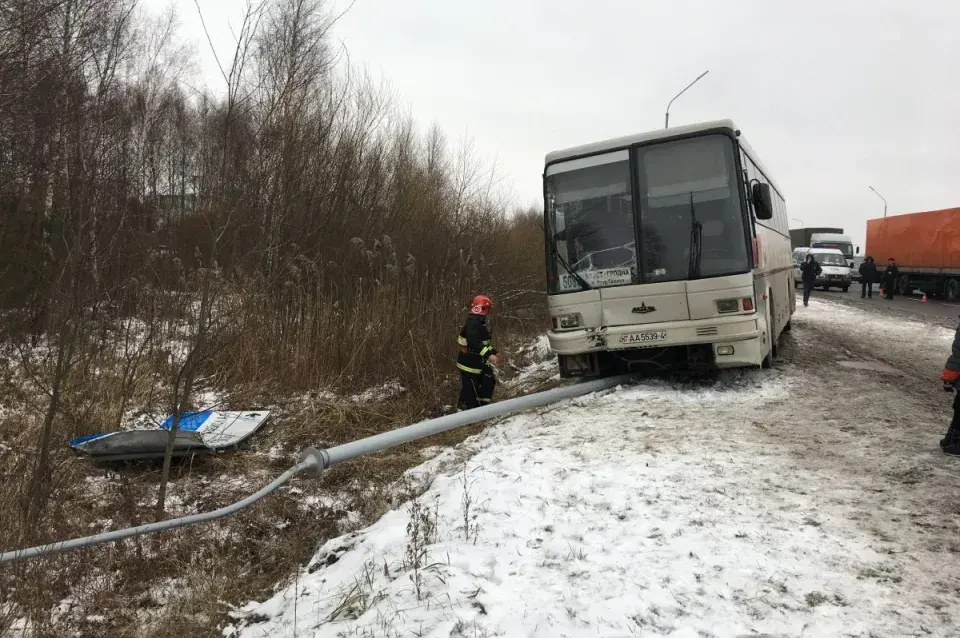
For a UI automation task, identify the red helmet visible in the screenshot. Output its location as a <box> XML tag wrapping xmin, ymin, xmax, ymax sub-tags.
<box><xmin>470</xmin><ymin>294</ymin><xmax>492</xmax><ymax>316</ymax></box>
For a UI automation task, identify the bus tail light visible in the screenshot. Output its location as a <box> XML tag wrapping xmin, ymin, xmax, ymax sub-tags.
<box><xmin>742</xmin><ymin>297</ymin><xmax>754</xmax><ymax>312</ymax></box>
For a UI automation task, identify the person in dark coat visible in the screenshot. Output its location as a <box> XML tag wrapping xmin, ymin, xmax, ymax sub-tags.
<box><xmin>883</xmin><ymin>257</ymin><xmax>899</xmax><ymax>300</ymax></box>
<box><xmin>456</xmin><ymin>294</ymin><xmax>499</xmax><ymax>411</ymax></box>
<box><xmin>858</xmin><ymin>256</ymin><xmax>879</xmax><ymax>299</ymax></box>
<box><xmin>938</xmin><ymin>318</ymin><xmax>960</xmax><ymax>455</ymax></box>
<box><xmin>799</xmin><ymin>254</ymin><xmax>822</xmax><ymax>307</ymax></box>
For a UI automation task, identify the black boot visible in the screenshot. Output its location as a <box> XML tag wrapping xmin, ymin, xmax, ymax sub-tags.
<box><xmin>940</xmin><ymin>426</ymin><xmax>960</xmax><ymax>456</ymax></box>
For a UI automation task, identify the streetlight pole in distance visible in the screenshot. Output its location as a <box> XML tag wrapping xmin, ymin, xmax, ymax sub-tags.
<box><xmin>868</xmin><ymin>186</ymin><xmax>888</xmax><ymax>218</ymax></box>
<box><xmin>792</xmin><ymin>217</ymin><xmax>804</xmax><ymax>228</ymax></box>
<box><xmin>665</xmin><ymin>70</ymin><xmax>709</xmax><ymax>129</ymax></box>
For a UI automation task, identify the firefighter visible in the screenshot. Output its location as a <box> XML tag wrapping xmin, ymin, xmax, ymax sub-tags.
<box><xmin>456</xmin><ymin>294</ymin><xmax>499</xmax><ymax>411</ymax></box>
<box><xmin>939</xmin><ymin>317</ymin><xmax>960</xmax><ymax>456</ymax></box>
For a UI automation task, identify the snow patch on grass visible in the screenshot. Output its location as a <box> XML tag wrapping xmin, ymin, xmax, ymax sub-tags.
<box><xmin>348</xmin><ymin>381</ymin><xmax>406</xmax><ymax>404</ymax></box>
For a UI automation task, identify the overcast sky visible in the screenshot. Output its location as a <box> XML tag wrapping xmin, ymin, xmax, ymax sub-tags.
<box><xmin>150</xmin><ymin>0</ymin><xmax>959</xmax><ymax>252</ymax></box>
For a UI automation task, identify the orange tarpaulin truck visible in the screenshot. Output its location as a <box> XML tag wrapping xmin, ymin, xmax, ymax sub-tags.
<box><xmin>865</xmin><ymin>207</ymin><xmax>960</xmax><ymax>300</ymax></box>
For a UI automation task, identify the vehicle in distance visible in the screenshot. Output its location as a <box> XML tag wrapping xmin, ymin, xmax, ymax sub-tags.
<box><xmin>789</xmin><ymin>227</ymin><xmax>858</xmax><ymax>269</ymax></box>
<box><xmin>792</xmin><ymin>247</ymin><xmax>852</xmax><ymax>292</ymax></box>
<box><xmin>809</xmin><ymin>232</ymin><xmax>858</xmax><ymax>269</ymax></box>
<box><xmin>789</xmin><ymin>227</ymin><xmax>842</xmax><ymax>250</ymax></box>
<box><xmin>543</xmin><ymin>119</ymin><xmax>794</xmax><ymax>378</ymax></box>
<box><xmin>866</xmin><ymin>208</ymin><xmax>960</xmax><ymax>300</ymax></box>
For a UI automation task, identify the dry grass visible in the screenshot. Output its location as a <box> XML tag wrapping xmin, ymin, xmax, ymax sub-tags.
<box><xmin>0</xmin><ymin>0</ymin><xmax>552</xmax><ymax>633</ymax></box>
<box><xmin>0</xmin><ymin>316</ymin><xmax>547</xmax><ymax>637</ymax></box>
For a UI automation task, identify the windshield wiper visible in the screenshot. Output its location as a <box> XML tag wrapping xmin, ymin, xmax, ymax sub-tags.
<box><xmin>688</xmin><ymin>192</ymin><xmax>703</xmax><ymax>279</ymax></box>
<box><xmin>553</xmin><ymin>248</ymin><xmax>591</xmax><ymax>291</ymax></box>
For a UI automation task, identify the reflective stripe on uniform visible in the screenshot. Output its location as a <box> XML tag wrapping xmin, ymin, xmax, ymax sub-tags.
<box><xmin>457</xmin><ymin>363</ymin><xmax>483</xmax><ymax>374</ymax></box>
<box><xmin>479</xmin><ymin>346</ymin><xmax>493</xmax><ymax>357</ymax></box>
<box><xmin>457</xmin><ymin>336</ymin><xmax>468</xmax><ymax>347</ymax></box>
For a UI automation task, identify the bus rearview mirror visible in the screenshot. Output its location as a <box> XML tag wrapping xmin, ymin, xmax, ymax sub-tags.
<box><xmin>752</xmin><ymin>182</ymin><xmax>773</xmax><ymax>220</ymax></box>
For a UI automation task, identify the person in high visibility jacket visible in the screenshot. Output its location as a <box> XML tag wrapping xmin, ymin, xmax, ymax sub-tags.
<box><xmin>457</xmin><ymin>295</ymin><xmax>499</xmax><ymax>411</ymax></box>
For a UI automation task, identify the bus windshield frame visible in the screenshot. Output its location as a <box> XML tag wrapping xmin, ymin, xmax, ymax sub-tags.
<box><xmin>545</xmin><ymin>132</ymin><xmax>751</xmax><ymax>295</ymax></box>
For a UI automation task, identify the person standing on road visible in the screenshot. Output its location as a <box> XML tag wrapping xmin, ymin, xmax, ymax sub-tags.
<box><xmin>799</xmin><ymin>254</ymin><xmax>822</xmax><ymax>307</ymax></box>
<box><xmin>456</xmin><ymin>294</ymin><xmax>499</xmax><ymax>411</ymax></box>
<box><xmin>883</xmin><ymin>257</ymin><xmax>899</xmax><ymax>300</ymax></box>
<box><xmin>938</xmin><ymin>318</ymin><xmax>960</xmax><ymax>456</ymax></box>
<box><xmin>859</xmin><ymin>256</ymin><xmax>879</xmax><ymax>299</ymax></box>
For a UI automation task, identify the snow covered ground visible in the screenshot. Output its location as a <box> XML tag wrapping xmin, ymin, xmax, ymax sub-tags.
<box><xmin>226</xmin><ymin>299</ymin><xmax>960</xmax><ymax>637</ymax></box>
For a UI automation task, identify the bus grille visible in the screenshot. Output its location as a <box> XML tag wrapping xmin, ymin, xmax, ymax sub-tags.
<box><xmin>696</xmin><ymin>326</ymin><xmax>719</xmax><ymax>337</ymax></box>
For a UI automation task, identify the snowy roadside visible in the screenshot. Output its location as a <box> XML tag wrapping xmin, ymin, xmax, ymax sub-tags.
<box><xmin>226</xmin><ymin>299</ymin><xmax>960</xmax><ymax>638</ymax></box>
<box><xmin>794</xmin><ymin>298</ymin><xmax>955</xmax><ymax>376</ymax></box>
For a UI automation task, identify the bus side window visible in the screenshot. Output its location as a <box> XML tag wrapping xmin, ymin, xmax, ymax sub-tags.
<box><xmin>774</xmin><ymin>195</ymin><xmax>781</xmax><ymax>232</ymax></box>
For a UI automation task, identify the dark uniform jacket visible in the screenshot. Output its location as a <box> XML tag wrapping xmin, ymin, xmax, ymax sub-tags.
<box><xmin>859</xmin><ymin>260</ymin><xmax>879</xmax><ymax>283</ymax></box>
<box><xmin>800</xmin><ymin>260</ymin><xmax>822</xmax><ymax>284</ymax></box>
<box><xmin>884</xmin><ymin>263</ymin><xmax>899</xmax><ymax>282</ymax></box>
<box><xmin>457</xmin><ymin>315</ymin><xmax>497</xmax><ymax>375</ymax></box>
<box><xmin>946</xmin><ymin>323</ymin><xmax>960</xmax><ymax>374</ymax></box>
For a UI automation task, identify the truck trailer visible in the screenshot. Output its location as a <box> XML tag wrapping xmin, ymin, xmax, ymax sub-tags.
<box><xmin>865</xmin><ymin>207</ymin><xmax>960</xmax><ymax>300</ymax></box>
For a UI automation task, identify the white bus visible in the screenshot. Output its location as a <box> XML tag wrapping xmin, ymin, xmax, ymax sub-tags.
<box><xmin>543</xmin><ymin>119</ymin><xmax>794</xmax><ymax>378</ymax></box>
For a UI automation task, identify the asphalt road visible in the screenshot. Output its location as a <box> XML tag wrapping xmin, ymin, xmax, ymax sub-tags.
<box><xmin>801</xmin><ymin>280</ymin><xmax>960</xmax><ymax>325</ymax></box>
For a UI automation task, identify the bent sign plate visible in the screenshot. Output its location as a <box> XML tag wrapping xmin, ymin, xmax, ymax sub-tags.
<box><xmin>68</xmin><ymin>411</ymin><xmax>271</xmax><ymax>462</ymax></box>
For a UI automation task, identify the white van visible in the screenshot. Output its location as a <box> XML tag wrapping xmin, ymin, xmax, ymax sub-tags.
<box><xmin>793</xmin><ymin>247</ymin><xmax>852</xmax><ymax>292</ymax></box>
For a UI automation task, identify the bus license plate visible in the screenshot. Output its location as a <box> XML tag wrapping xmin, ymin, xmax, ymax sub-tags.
<box><xmin>620</xmin><ymin>331</ymin><xmax>667</xmax><ymax>345</ymax></box>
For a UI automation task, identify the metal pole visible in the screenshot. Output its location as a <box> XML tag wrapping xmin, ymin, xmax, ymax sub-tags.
<box><xmin>0</xmin><ymin>453</ymin><xmax>322</xmax><ymax>565</ymax></box>
<box><xmin>0</xmin><ymin>374</ymin><xmax>633</xmax><ymax>565</ymax></box>
<box><xmin>665</xmin><ymin>70</ymin><xmax>709</xmax><ymax>128</ymax></box>
<box><xmin>791</xmin><ymin>218</ymin><xmax>804</xmax><ymax>228</ymax></box>
<box><xmin>318</xmin><ymin>374</ymin><xmax>633</xmax><ymax>468</ymax></box>
<box><xmin>868</xmin><ymin>186</ymin><xmax>888</xmax><ymax>218</ymax></box>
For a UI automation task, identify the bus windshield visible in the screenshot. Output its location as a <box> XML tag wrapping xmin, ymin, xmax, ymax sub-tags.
<box><xmin>636</xmin><ymin>135</ymin><xmax>749</xmax><ymax>283</ymax></box>
<box><xmin>546</xmin><ymin>151</ymin><xmax>638</xmax><ymax>293</ymax></box>
<box><xmin>545</xmin><ymin>134</ymin><xmax>750</xmax><ymax>293</ymax></box>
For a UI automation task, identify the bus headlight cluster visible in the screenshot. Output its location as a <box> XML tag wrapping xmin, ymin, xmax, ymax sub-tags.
<box><xmin>716</xmin><ymin>299</ymin><xmax>739</xmax><ymax>313</ymax></box>
<box><xmin>716</xmin><ymin>297</ymin><xmax>755</xmax><ymax>313</ymax></box>
<box><xmin>553</xmin><ymin>314</ymin><xmax>581</xmax><ymax>330</ymax></box>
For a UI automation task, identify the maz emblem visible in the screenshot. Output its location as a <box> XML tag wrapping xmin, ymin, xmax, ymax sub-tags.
<box><xmin>631</xmin><ymin>302</ymin><xmax>656</xmax><ymax>314</ymax></box>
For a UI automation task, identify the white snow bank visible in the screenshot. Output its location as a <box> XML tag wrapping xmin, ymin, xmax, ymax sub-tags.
<box><xmin>227</xmin><ymin>373</ymin><xmax>933</xmax><ymax>637</ymax></box>
<box><xmin>507</xmin><ymin>335</ymin><xmax>558</xmax><ymax>389</ymax></box>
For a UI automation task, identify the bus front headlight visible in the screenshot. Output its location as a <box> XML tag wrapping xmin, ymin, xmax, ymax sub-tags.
<box><xmin>555</xmin><ymin>314</ymin><xmax>581</xmax><ymax>330</ymax></box>
<box><xmin>716</xmin><ymin>299</ymin><xmax>739</xmax><ymax>313</ymax></box>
